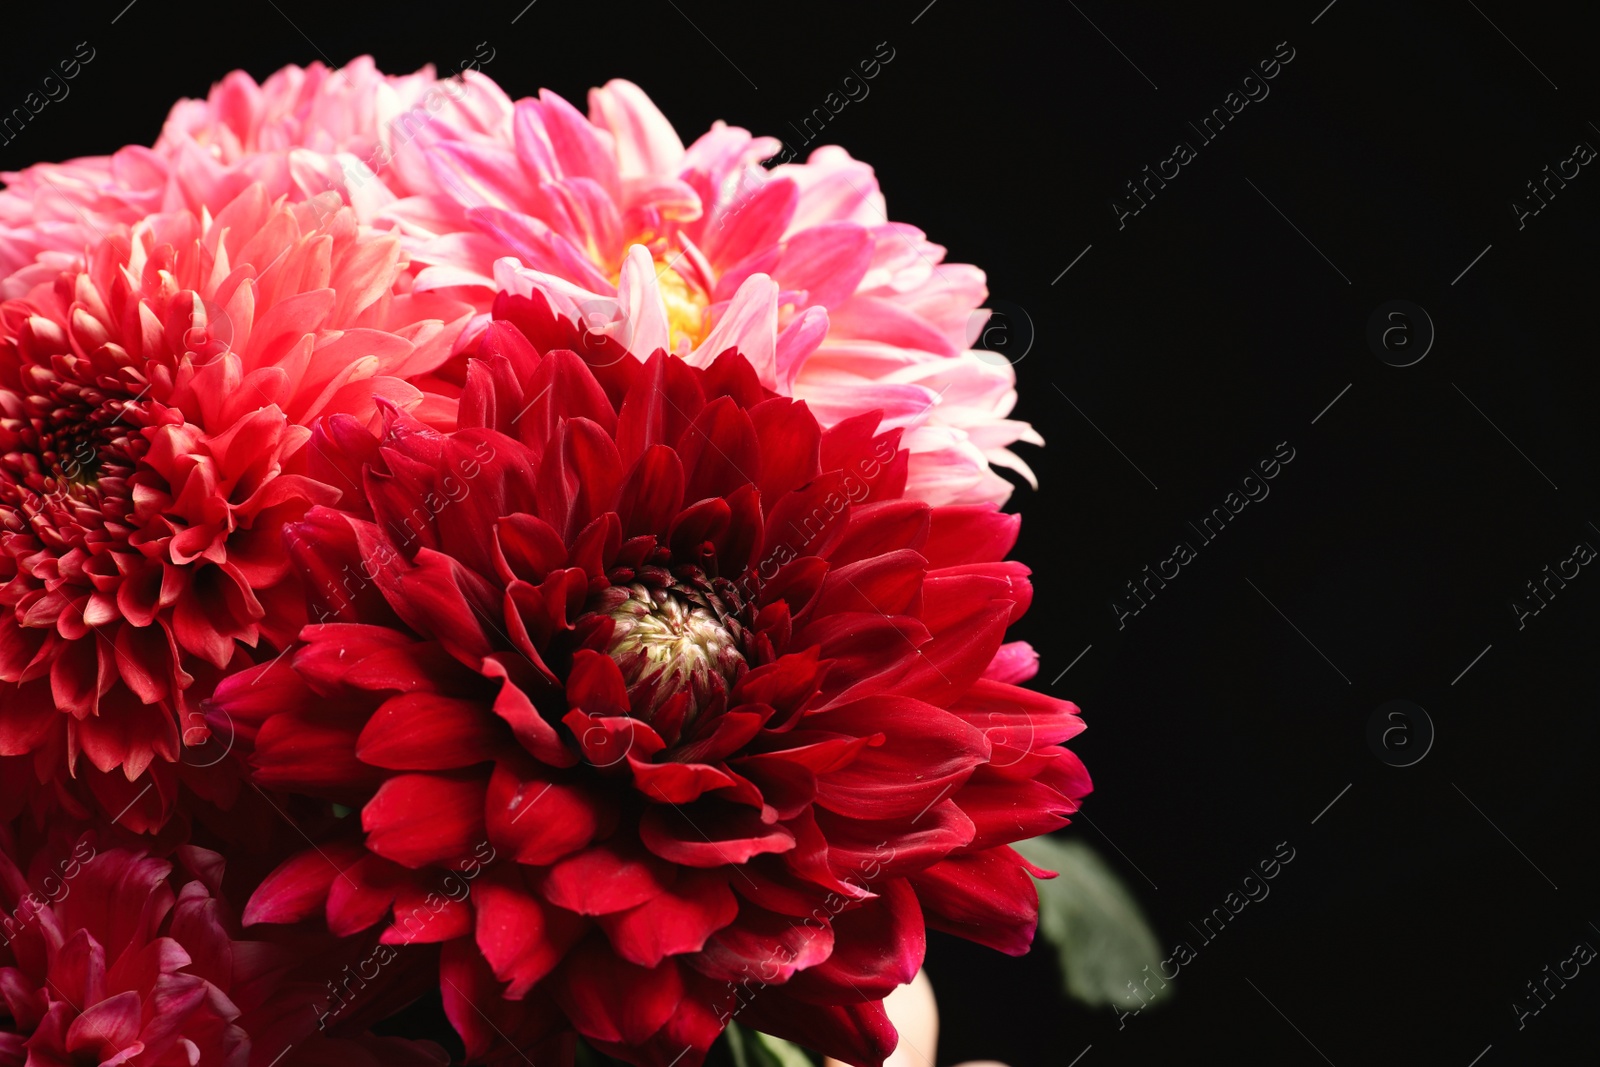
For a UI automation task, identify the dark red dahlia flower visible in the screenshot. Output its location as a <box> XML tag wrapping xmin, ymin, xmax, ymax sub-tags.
<box><xmin>0</xmin><ymin>186</ymin><xmax>472</xmax><ymax>830</ymax></box>
<box><xmin>0</xmin><ymin>823</ymin><xmax>448</xmax><ymax>1067</ymax></box>
<box><xmin>215</xmin><ymin>329</ymin><xmax>1090</xmax><ymax>1067</ymax></box>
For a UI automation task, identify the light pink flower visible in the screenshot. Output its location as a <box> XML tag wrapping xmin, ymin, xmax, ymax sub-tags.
<box><xmin>0</xmin><ymin>57</ymin><xmax>510</xmax><ymax>300</ymax></box>
<box><xmin>385</xmin><ymin>79</ymin><xmax>1040</xmax><ymax>505</ymax></box>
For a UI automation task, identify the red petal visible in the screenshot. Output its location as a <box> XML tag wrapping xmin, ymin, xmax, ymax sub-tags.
<box><xmin>815</xmin><ymin>800</ymin><xmax>975</xmax><ymax>882</ymax></box>
<box><xmin>555</xmin><ymin>935</ymin><xmax>685</xmax><ymax>1045</ymax></box>
<box><xmin>326</xmin><ymin>853</ymin><xmax>408</xmax><ymax>936</ymax></box>
<box><xmin>698</xmin><ymin>349</ymin><xmax>767</xmax><ymax>408</ymax></box>
<box><xmin>440</xmin><ymin>937</ymin><xmax>564</xmax><ymax>1061</ymax></box>
<box><xmin>566</xmin><ymin>650</ymin><xmax>630</xmax><ymax>717</ymax></box>
<box><xmin>749</xmin><ymin>397</ymin><xmax>822</xmax><ymax>504</ymax></box>
<box><xmin>474</xmin><ymin>868</ymin><xmax>588</xmax><ymax>998</ymax></box>
<box><xmin>811</xmin><ymin>549</ymin><xmax>925</xmax><ymax>619</ymax></box>
<box><xmin>825</xmin><ymin>499</ymin><xmax>930</xmax><ymax>568</ymax></box>
<box><xmin>617</xmin><ymin>445</ymin><xmax>686</xmax><ymax>538</ymax></box>
<box><xmin>343</xmin><ymin>642</ymin><xmax>476</xmax><ymax>694</ymax></box>
<box><xmin>615</xmin><ymin>350</ymin><xmax>705</xmax><ymax>464</ymax></box>
<box><xmin>436</xmin><ymin>429</ymin><xmax>541</xmax><ymax>577</ymax></box>
<box><xmin>717</xmin><ymin>482</ymin><xmax>764</xmax><ymax>577</ymax></box>
<box><xmin>369</xmin><ymin>544</ymin><xmax>498</xmax><ymax>667</ymax></box>
<box><xmin>947</xmin><ymin>679</ymin><xmax>1087</xmax><ymax>748</ymax></box>
<box><xmin>785</xmin><ymin>879</ymin><xmax>924</xmax><ymax>1003</ymax></box>
<box><xmin>807</xmin><ymin>697</ymin><xmax>989</xmax><ymax>820</ymax></box>
<box><xmin>639</xmin><ymin>801</ymin><xmax>796</xmax><ymax>867</ymax></box>
<box><xmin>627</xmin><ymin>758</ymin><xmax>738</xmax><ymax>804</ymax></box>
<box><xmin>728</xmin><ymin>648</ymin><xmax>823</xmax><ymax>731</ymax></box>
<box><xmin>518</xmin><ymin>348</ymin><xmax>618</xmax><ymax>447</ymax></box>
<box><xmin>384</xmin><ymin>882</ymin><xmax>475</xmax><ymax>944</ymax></box>
<box><xmin>65</xmin><ymin>990</ymin><xmax>141</xmax><ymax>1059</ymax></box>
<box><xmin>362</xmin><ymin>772</ymin><xmax>487</xmax><ymax>869</ymax></box>
<box><xmin>910</xmin><ymin>846</ymin><xmax>1041</xmax><ymax>955</ymax></box>
<box><xmin>292</xmin><ymin>623</ymin><xmax>417</xmax><ymax>695</ymax></box>
<box><xmin>762</xmin><ymin>470</ymin><xmax>850</xmax><ymax>560</ymax></box>
<box><xmin>0</xmin><ymin>681</ymin><xmax>56</xmax><ymax>755</ymax></box>
<box><xmin>798</xmin><ymin>613</ymin><xmax>930</xmax><ymax>701</ymax></box>
<box><xmin>589</xmin><ymin>970</ymin><xmax>727</xmax><ymax>1067</ymax></box>
<box><xmin>541</xmin><ymin>837</ymin><xmax>676</xmax><ymax>915</ymax></box>
<box><xmin>597</xmin><ymin>869</ymin><xmax>738</xmax><ymax>968</ymax></box>
<box><xmin>253</xmin><ymin>714</ymin><xmax>377</xmax><ymax>797</ymax></box>
<box><xmin>244</xmin><ymin>842</ymin><xmax>365</xmax><ymax>925</ymax></box>
<box><xmin>953</xmin><ymin>761</ymin><xmax>1086</xmax><ymax>852</ymax></box>
<box><xmin>920</xmin><ymin>568</ymin><xmax>1026</xmax><ymax>633</ymax></box>
<box><xmin>677</xmin><ymin>396</ymin><xmax>760</xmax><ymax>502</ymax></box>
<box><xmin>356</xmin><ymin>692</ymin><xmax>503</xmax><ymax>770</ymax></box>
<box><xmin>737</xmin><ymin>995</ymin><xmax>897</xmax><ymax>1067</ymax></box>
<box><xmin>687</xmin><ymin>904</ymin><xmax>832</xmax><ymax>984</ymax></box>
<box><xmin>485</xmin><ymin>758</ymin><xmax>609</xmax><ymax>866</ymax></box>
<box><xmin>50</xmin><ymin>637</ymin><xmax>100</xmax><ymax>717</ymax></box>
<box><xmin>851</xmin><ymin>601</ymin><xmax>1013</xmax><ymax>708</ymax></box>
<box><xmin>666</xmin><ymin>497</ymin><xmax>731</xmax><ymax>568</ymax></box>
<box><xmin>562</xmin><ymin>708</ymin><xmax>665</xmax><ymax>766</ymax></box>
<box><xmin>485</xmin><ymin>659</ymin><xmax>574</xmax><ymax>768</ymax></box>
<box><xmin>493</xmin><ymin>514</ymin><xmax>569</xmax><ymax>584</ymax></box>
<box><xmin>537</xmin><ymin>417</ymin><xmax>622</xmax><ymax>541</ymax></box>
<box><xmin>923</xmin><ymin>504</ymin><xmax>1020</xmax><ymax>566</ymax></box>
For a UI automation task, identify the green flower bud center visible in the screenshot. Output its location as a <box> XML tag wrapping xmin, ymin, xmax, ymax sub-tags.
<box><xmin>602</xmin><ymin>582</ymin><xmax>744</xmax><ymax>724</ymax></box>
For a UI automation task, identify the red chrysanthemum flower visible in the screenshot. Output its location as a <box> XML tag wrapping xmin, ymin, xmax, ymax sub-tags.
<box><xmin>0</xmin><ymin>184</ymin><xmax>472</xmax><ymax>830</ymax></box>
<box><xmin>0</xmin><ymin>824</ymin><xmax>449</xmax><ymax>1067</ymax></box>
<box><xmin>213</xmin><ymin>327</ymin><xmax>1089</xmax><ymax>1067</ymax></box>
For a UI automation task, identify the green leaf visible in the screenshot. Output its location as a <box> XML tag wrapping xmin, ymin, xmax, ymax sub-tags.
<box><xmin>724</xmin><ymin>1021</ymin><xmax>819</xmax><ymax>1067</ymax></box>
<box><xmin>1014</xmin><ymin>835</ymin><xmax>1171</xmax><ymax>1009</ymax></box>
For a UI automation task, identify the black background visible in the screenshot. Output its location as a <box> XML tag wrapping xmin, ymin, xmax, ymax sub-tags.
<box><xmin>5</xmin><ymin>2</ymin><xmax>1598</xmax><ymax>1064</ymax></box>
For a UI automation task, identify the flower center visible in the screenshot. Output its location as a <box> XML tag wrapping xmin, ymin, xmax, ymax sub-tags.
<box><xmin>599</xmin><ymin>580</ymin><xmax>745</xmax><ymax>727</ymax></box>
<box><xmin>654</xmin><ymin>261</ymin><xmax>709</xmax><ymax>355</ymax></box>
<box><xmin>612</xmin><ymin>243</ymin><xmax>710</xmax><ymax>357</ymax></box>
<box><xmin>1</xmin><ymin>371</ymin><xmax>158</xmax><ymax>545</ymax></box>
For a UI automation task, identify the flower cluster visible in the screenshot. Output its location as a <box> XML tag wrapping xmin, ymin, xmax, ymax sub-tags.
<box><xmin>1</xmin><ymin>58</ymin><xmax>1086</xmax><ymax>1067</ymax></box>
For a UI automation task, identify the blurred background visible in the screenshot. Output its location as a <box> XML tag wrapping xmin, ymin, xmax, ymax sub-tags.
<box><xmin>5</xmin><ymin>1</ymin><xmax>1597</xmax><ymax>1063</ymax></box>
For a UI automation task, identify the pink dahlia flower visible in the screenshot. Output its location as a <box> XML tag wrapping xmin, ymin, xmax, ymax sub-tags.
<box><xmin>383</xmin><ymin>77</ymin><xmax>1039</xmax><ymax>505</ymax></box>
<box><xmin>211</xmin><ymin>320</ymin><xmax>1089</xmax><ymax>1067</ymax></box>
<box><xmin>0</xmin><ymin>824</ymin><xmax>448</xmax><ymax>1067</ymax></box>
<box><xmin>0</xmin><ymin>56</ymin><xmax>511</xmax><ymax>299</ymax></box>
<box><xmin>0</xmin><ymin>185</ymin><xmax>472</xmax><ymax>830</ymax></box>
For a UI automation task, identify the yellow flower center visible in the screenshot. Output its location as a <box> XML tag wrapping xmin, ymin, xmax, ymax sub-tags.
<box><xmin>654</xmin><ymin>260</ymin><xmax>709</xmax><ymax>355</ymax></box>
<box><xmin>612</xmin><ymin>241</ymin><xmax>710</xmax><ymax>356</ymax></box>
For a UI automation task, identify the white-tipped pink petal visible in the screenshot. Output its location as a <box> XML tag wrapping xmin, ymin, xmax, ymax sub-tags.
<box><xmin>613</xmin><ymin>245</ymin><xmax>674</xmax><ymax>358</ymax></box>
<box><xmin>427</xmin><ymin>142</ymin><xmax>526</xmax><ymax>211</ymax></box>
<box><xmin>775</xmin><ymin>305</ymin><xmax>830</xmax><ymax>394</ymax></box>
<box><xmin>619</xmin><ymin>177</ymin><xmax>703</xmax><ymax>224</ymax></box>
<box><xmin>772</xmin><ymin>146</ymin><xmax>887</xmax><ymax>236</ymax></box>
<box><xmin>983</xmin><ymin>641</ymin><xmax>1041</xmax><ymax>684</ymax></box>
<box><xmin>533</xmin><ymin>88</ymin><xmax>620</xmax><ymax>197</ymax></box>
<box><xmin>772</xmin><ymin>222</ymin><xmax>877</xmax><ymax>310</ymax></box>
<box><xmin>791</xmin><ymin>375</ymin><xmax>940</xmax><ymax>433</ymax></box>
<box><xmin>589</xmin><ymin>79</ymin><xmax>685</xmax><ymax>180</ymax></box>
<box><xmin>681</xmin><ymin>124</ymin><xmax>784</xmax><ymax>192</ymax></box>
<box><xmin>494</xmin><ymin>256</ymin><xmax>609</xmax><ymax>319</ymax></box>
<box><xmin>901</xmin><ymin>424</ymin><xmax>1010</xmax><ymax>506</ymax></box>
<box><xmin>984</xmin><ymin>443</ymin><xmax>1040</xmax><ymax>490</ymax></box>
<box><xmin>689</xmin><ymin>273</ymin><xmax>778</xmax><ymax>386</ymax></box>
